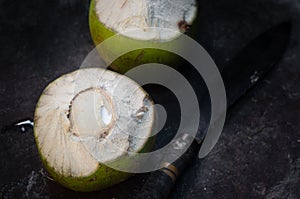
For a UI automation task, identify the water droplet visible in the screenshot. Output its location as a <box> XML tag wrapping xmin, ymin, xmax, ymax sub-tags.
<box><xmin>133</xmin><ymin>106</ymin><xmax>149</xmax><ymax>122</ymax></box>
<box><xmin>1</xmin><ymin>118</ymin><xmax>33</xmax><ymax>134</ymax></box>
<box><xmin>101</xmin><ymin>106</ymin><xmax>112</xmax><ymax>125</ymax></box>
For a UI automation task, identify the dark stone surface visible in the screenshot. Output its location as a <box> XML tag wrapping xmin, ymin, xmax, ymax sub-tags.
<box><xmin>0</xmin><ymin>0</ymin><xmax>299</xmax><ymax>198</ymax></box>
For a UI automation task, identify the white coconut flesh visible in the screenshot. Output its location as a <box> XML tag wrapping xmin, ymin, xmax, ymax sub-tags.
<box><xmin>95</xmin><ymin>0</ymin><xmax>197</xmax><ymax>41</ymax></box>
<box><xmin>34</xmin><ymin>68</ymin><xmax>154</xmax><ymax>177</ymax></box>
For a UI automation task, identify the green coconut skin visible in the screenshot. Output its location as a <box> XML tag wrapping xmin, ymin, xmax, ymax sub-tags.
<box><xmin>33</xmin><ymin>71</ymin><xmax>156</xmax><ymax>192</ymax></box>
<box><xmin>89</xmin><ymin>0</ymin><xmax>185</xmax><ymax>74</ymax></box>
<box><xmin>34</xmin><ymin>118</ymin><xmax>156</xmax><ymax>192</ymax></box>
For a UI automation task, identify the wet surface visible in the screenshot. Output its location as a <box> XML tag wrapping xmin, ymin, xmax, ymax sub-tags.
<box><xmin>0</xmin><ymin>0</ymin><xmax>299</xmax><ymax>198</ymax></box>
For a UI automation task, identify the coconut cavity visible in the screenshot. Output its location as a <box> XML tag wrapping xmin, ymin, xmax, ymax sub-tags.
<box><xmin>69</xmin><ymin>87</ymin><xmax>115</xmax><ymax>140</ymax></box>
<box><xmin>94</xmin><ymin>0</ymin><xmax>197</xmax><ymax>41</ymax></box>
<box><xmin>34</xmin><ymin>68</ymin><xmax>154</xmax><ymax>190</ymax></box>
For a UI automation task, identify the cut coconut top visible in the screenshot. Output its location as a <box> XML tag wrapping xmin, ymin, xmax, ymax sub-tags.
<box><xmin>34</xmin><ymin>68</ymin><xmax>154</xmax><ymax>177</ymax></box>
<box><xmin>95</xmin><ymin>0</ymin><xmax>197</xmax><ymax>41</ymax></box>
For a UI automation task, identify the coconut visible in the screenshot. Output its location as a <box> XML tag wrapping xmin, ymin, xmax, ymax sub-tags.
<box><xmin>89</xmin><ymin>0</ymin><xmax>198</xmax><ymax>73</ymax></box>
<box><xmin>34</xmin><ymin>68</ymin><xmax>155</xmax><ymax>191</ymax></box>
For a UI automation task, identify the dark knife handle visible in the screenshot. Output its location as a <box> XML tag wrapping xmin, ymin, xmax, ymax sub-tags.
<box><xmin>134</xmin><ymin>138</ymin><xmax>201</xmax><ymax>199</ymax></box>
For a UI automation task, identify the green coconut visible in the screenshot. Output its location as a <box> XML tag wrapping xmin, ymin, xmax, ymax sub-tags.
<box><xmin>89</xmin><ymin>0</ymin><xmax>198</xmax><ymax>73</ymax></box>
<box><xmin>34</xmin><ymin>68</ymin><xmax>155</xmax><ymax>191</ymax></box>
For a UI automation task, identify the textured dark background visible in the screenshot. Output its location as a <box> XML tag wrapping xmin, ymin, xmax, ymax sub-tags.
<box><xmin>0</xmin><ymin>0</ymin><xmax>299</xmax><ymax>198</ymax></box>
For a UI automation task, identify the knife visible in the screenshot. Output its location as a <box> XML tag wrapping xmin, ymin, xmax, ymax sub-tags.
<box><xmin>134</xmin><ymin>21</ymin><xmax>291</xmax><ymax>199</ymax></box>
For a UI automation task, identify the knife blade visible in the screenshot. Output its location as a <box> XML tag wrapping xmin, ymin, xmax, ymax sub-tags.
<box><xmin>134</xmin><ymin>21</ymin><xmax>291</xmax><ymax>199</ymax></box>
<box><xmin>196</xmin><ymin>21</ymin><xmax>292</xmax><ymax>158</ymax></box>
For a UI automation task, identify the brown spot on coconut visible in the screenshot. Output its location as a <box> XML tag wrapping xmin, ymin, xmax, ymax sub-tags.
<box><xmin>34</xmin><ymin>68</ymin><xmax>155</xmax><ymax>191</ymax></box>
